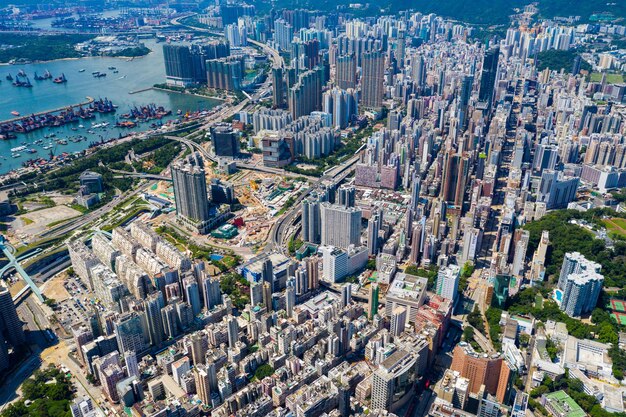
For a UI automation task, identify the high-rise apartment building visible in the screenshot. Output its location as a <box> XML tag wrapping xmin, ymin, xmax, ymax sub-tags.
<box><xmin>114</xmin><ymin>312</ymin><xmax>146</xmax><ymax>356</ymax></box>
<box><xmin>145</xmin><ymin>292</ymin><xmax>165</xmax><ymax>347</ymax></box>
<box><xmin>272</xmin><ymin>67</ymin><xmax>286</xmax><ymax>108</ymax></box>
<box><xmin>436</xmin><ymin>264</ymin><xmax>461</xmax><ymax>303</ymax></box>
<box><xmin>368</xmin><ymin>283</ymin><xmax>379</xmax><ymax>320</ymax></box>
<box><xmin>171</xmin><ymin>153</ymin><xmax>211</xmax><ymax>234</ymax></box>
<box><xmin>206</xmin><ymin>56</ymin><xmax>244</xmax><ymax>91</ymax></box>
<box><xmin>195</xmin><ymin>364</ymin><xmax>211</xmax><ymax>405</ymax></box>
<box><xmin>288</xmin><ymin>67</ymin><xmax>324</xmax><ymax>119</ymax></box>
<box><xmin>163</xmin><ymin>45</ymin><xmax>194</xmax><ymax>87</ymax></box>
<box><xmin>360</xmin><ymin>50</ymin><xmax>385</xmax><ymax>109</ymax></box>
<box><xmin>320</xmin><ymin>203</ymin><xmax>362</xmax><ymax>249</ymax></box>
<box><xmin>336</xmin><ymin>54</ymin><xmax>357</xmax><ymax>89</ymax></box>
<box><xmin>557</xmin><ymin>252</ymin><xmax>604</xmax><ymax>317</ymax></box>
<box><xmin>274</xmin><ymin>19</ymin><xmax>294</xmax><ymax>51</ymax></box>
<box><xmin>301</xmin><ymin>193</ymin><xmax>323</xmax><ymax>244</ymax></box>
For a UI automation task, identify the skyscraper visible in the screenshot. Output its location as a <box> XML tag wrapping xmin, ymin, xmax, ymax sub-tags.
<box><xmin>336</xmin><ymin>54</ymin><xmax>357</xmax><ymax>89</ymax></box>
<box><xmin>306</xmin><ymin>257</ymin><xmax>319</xmax><ymax>291</ymax></box>
<box><xmin>0</xmin><ymin>283</ymin><xmax>25</xmax><ymax>372</ymax></box>
<box><xmin>478</xmin><ymin>46</ymin><xmax>500</xmax><ymax>107</ymax></box>
<box><xmin>226</xmin><ymin>315</ymin><xmax>239</xmax><ymax>348</ymax></box>
<box><xmin>368</xmin><ymin>283</ymin><xmax>379</xmax><ymax>320</ymax></box>
<box><xmin>301</xmin><ymin>196</ymin><xmax>321</xmax><ymax>244</ymax></box>
<box><xmin>202</xmin><ymin>275</ymin><xmax>222</xmax><ymax>311</ymax></box>
<box><xmin>274</xmin><ymin>19</ymin><xmax>294</xmax><ymax>51</ymax></box>
<box><xmin>272</xmin><ymin>66</ymin><xmax>286</xmax><ymax>108</ymax></box>
<box><xmin>171</xmin><ymin>153</ymin><xmax>211</xmax><ymax>234</ymax></box>
<box><xmin>336</xmin><ymin>185</ymin><xmax>356</xmax><ymax>208</ymax></box>
<box><xmin>0</xmin><ymin>283</ymin><xmax>25</xmax><ymax>348</ymax></box>
<box><xmin>286</xmin><ymin>282</ymin><xmax>295</xmax><ymax>316</ymax></box>
<box><xmin>288</xmin><ymin>67</ymin><xmax>324</xmax><ymax>119</ymax></box>
<box><xmin>557</xmin><ymin>252</ymin><xmax>604</xmax><ymax>317</ymax></box>
<box><xmin>124</xmin><ymin>351</ymin><xmax>139</xmax><ymax>379</ymax></box>
<box><xmin>341</xmin><ymin>283</ymin><xmax>352</xmax><ymax>308</ymax></box>
<box><xmin>209</xmin><ymin>123</ymin><xmax>240</xmax><ymax>157</ymax></box>
<box><xmin>441</xmin><ymin>152</ymin><xmax>469</xmax><ymax>209</ymax></box>
<box><xmin>206</xmin><ymin>56</ymin><xmax>245</xmax><ymax>91</ymax></box>
<box><xmin>183</xmin><ymin>277</ymin><xmax>202</xmax><ymax>317</ymax></box>
<box><xmin>323</xmin><ymin>88</ymin><xmax>358</xmax><ymax>129</ymax></box>
<box><xmin>320</xmin><ymin>203</ymin><xmax>362</xmax><ymax>249</ymax></box>
<box><xmin>145</xmin><ymin>292</ymin><xmax>165</xmax><ymax>347</ymax></box>
<box><xmin>114</xmin><ymin>313</ymin><xmax>146</xmax><ymax>355</ymax></box>
<box><xmin>390</xmin><ymin>306</ymin><xmax>407</xmax><ymax>336</ymax></box>
<box><xmin>163</xmin><ymin>44</ymin><xmax>194</xmax><ymax>87</ymax></box>
<box><xmin>360</xmin><ymin>50</ymin><xmax>385</xmax><ymax>109</ymax></box>
<box><xmin>436</xmin><ymin>264</ymin><xmax>461</xmax><ymax>303</ymax></box>
<box><xmin>195</xmin><ymin>364</ymin><xmax>211</xmax><ymax>405</ymax></box>
<box><xmin>367</xmin><ymin>211</ymin><xmax>381</xmax><ymax>256</ymax></box>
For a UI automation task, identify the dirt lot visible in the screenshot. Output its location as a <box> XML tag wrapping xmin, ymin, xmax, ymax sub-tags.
<box><xmin>12</xmin><ymin>205</ymin><xmax>82</xmax><ymax>240</ymax></box>
<box><xmin>41</xmin><ymin>273</ymin><xmax>70</xmax><ymax>303</ymax></box>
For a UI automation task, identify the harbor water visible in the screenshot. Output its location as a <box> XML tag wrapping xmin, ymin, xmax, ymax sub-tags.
<box><xmin>0</xmin><ymin>39</ymin><xmax>221</xmax><ymax>174</ymax></box>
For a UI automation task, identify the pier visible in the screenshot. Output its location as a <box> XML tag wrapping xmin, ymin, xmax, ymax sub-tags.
<box><xmin>0</xmin><ymin>96</ymin><xmax>95</xmax><ymax>125</ymax></box>
<box><xmin>129</xmin><ymin>87</ymin><xmax>153</xmax><ymax>95</ymax></box>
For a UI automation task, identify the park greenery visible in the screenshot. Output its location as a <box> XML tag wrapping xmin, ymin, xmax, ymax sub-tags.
<box><xmin>529</xmin><ymin>372</ymin><xmax>626</xmax><ymax>417</ymax></box>
<box><xmin>12</xmin><ymin>137</ymin><xmax>181</xmax><ymax>202</ymax></box>
<box><xmin>252</xmin><ymin>363</ymin><xmax>274</xmax><ymax>381</ymax></box>
<box><xmin>535</xmin><ymin>50</ymin><xmax>592</xmax><ymax>73</ymax></box>
<box><xmin>404</xmin><ymin>264</ymin><xmax>438</xmax><ymax>291</ymax></box>
<box><xmin>0</xmin><ymin>34</ymin><xmax>93</xmax><ymax>63</ymax></box>
<box><xmin>110</xmin><ymin>46</ymin><xmax>151</xmax><ymax>58</ymax></box>
<box><xmin>523</xmin><ymin>208</ymin><xmax>626</xmax><ymax>288</ymax></box>
<box><xmin>219</xmin><ymin>272</ymin><xmax>250</xmax><ymax>310</ymax></box>
<box><xmin>1</xmin><ymin>365</ymin><xmax>74</xmax><ymax>417</ymax></box>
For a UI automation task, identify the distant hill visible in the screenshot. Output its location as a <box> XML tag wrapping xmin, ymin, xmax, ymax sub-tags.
<box><xmin>253</xmin><ymin>0</ymin><xmax>626</xmax><ymax>25</ymax></box>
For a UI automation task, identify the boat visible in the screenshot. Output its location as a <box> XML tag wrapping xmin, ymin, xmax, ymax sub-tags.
<box><xmin>117</xmin><ymin>75</ymin><xmax>126</xmax><ymax>79</ymax></box>
<box><xmin>10</xmin><ymin>111</ymin><xmax>20</xmax><ymax>117</ymax></box>
<box><xmin>79</xmin><ymin>69</ymin><xmax>86</xmax><ymax>73</ymax></box>
<box><xmin>78</xmin><ymin>124</ymin><xmax>84</xmax><ymax>128</ymax></box>
<box><xmin>11</xmin><ymin>146</ymin><xmax>26</xmax><ymax>152</ymax></box>
<box><xmin>92</xmin><ymin>71</ymin><xmax>100</xmax><ymax>75</ymax></box>
<box><xmin>43</xmin><ymin>145</ymin><xmax>52</xmax><ymax>150</ymax></box>
<box><xmin>5</xmin><ymin>74</ymin><xmax>12</xmax><ymax>81</ymax></box>
<box><xmin>113</xmin><ymin>70</ymin><xmax>119</xmax><ymax>73</ymax></box>
<box><xmin>53</xmin><ymin>73</ymin><xmax>67</xmax><ymax>83</ymax></box>
<box><xmin>56</xmin><ymin>139</ymin><xmax>68</xmax><ymax>145</ymax></box>
<box><xmin>17</xmin><ymin>69</ymin><xmax>26</xmax><ymax>77</ymax></box>
<box><xmin>108</xmin><ymin>66</ymin><xmax>116</xmax><ymax>70</ymax></box>
<box><xmin>26</xmin><ymin>149</ymin><xmax>37</xmax><ymax>154</ymax></box>
<box><xmin>95</xmin><ymin>73</ymin><xmax>107</xmax><ymax>78</ymax></box>
<box><xmin>11</xmin><ymin>153</ymin><xmax>21</xmax><ymax>158</ymax></box>
<box><xmin>12</xmin><ymin>75</ymin><xmax>32</xmax><ymax>88</ymax></box>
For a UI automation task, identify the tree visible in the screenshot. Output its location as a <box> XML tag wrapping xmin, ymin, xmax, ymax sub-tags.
<box><xmin>253</xmin><ymin>364</ymin><xmax>274</xmax><ymax>380</ymax></box>
<box><xmin>519</xmin><ymin>333</ymin><xmax>530</xmax><ymax>347</ymax></box>
<box><xmin>462</xmin><ymin>326</ymin><xmax>475</xmax><ymax>342</ymax></box>
<box><xmin>467</xmin><ymin>306</ymin><xmax>485</xmax><ymax>332</ymax></box>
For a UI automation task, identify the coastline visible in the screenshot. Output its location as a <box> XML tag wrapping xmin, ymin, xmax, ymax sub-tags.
<box><xmin>0</xmin><ymin>96</ymin><xmax>95</xmax><ymax>125</ymax></box>
<box><xmin>151</xmin><ymin>86</ymin><xmax>227</xmax><ymax>102</ymax></box>
<box><xmin>0</xmin><ymin>50</ymin><xmax>152</xmax><ymax>66</ymax></box>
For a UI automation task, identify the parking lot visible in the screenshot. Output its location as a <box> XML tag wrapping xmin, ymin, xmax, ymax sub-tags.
<box><xmin>54</xmin><ymin>274</ymin><xmax>96</xmax><ymax>331</ymax></box>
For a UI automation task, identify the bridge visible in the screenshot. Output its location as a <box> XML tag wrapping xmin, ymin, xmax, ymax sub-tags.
<box><xmin>0</xmin><ymin>236</ymin><xmax>44</xmax><ymax>302</ymax></box>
